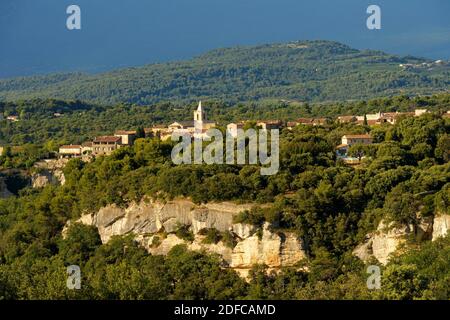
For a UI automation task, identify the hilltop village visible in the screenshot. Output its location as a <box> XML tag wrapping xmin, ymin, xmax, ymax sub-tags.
<box><xmin>56</xmin><ymin>102</ymin><xmax>450</xmax><ymax>164</ymax></box>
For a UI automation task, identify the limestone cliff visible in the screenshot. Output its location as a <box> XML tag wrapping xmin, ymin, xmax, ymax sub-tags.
<box><xmin>68</xmin><ymin>199</ymin><xmax>307</xmax><ymax>277</ymax></box>
<box><xmin>353</xmin><ymin>221</ymin><xmax>411</xmax><ymax>265</ymax></box>
<box><xmin>354</xmin><ymin>215</ymin><xmax>447</xmax><ymax>265</ymax></box>
<box><xmin>32</xmin><ymin>159</ymin><xmax>67</xmax><ymax>188</ymax></box>
<box><xmin>230</xmin><ymin>224</ymin><xmax>306</xmax><ymax>277</ymax></box>
<box><xmin>432</xmin><ymin>214</ymin><xmax>450</xmax><ymax>241</ymax></box>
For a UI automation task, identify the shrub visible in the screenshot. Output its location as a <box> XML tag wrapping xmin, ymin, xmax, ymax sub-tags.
<box><xmin>201</xmin><ymin>228</ymin><xmax>222</xmax><ymax>245</ymax></box>
<box><xmin>175</xmin><ymin>225</ymin><xmax>194</xmax><ymax>242</ymax></box>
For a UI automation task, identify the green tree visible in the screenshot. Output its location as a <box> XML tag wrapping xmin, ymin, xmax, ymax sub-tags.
<box><xmin>136</xmin><ymin>126</ymin><xmax>146</xmax><ymax>139</ymax></box>
<box><xmin>380</xmin><ymin>264</ymin><xmax>427</xmax><ymax>300</ymax></box>
<box><xmin>348</xmin><ymin>143</ymin><xmax>366</xmax><ymax>161</ymax></box>
<box><xmin>58</xmin><ymin>223</ymin><xmax>102</xmax><ymax>266</ymax></box>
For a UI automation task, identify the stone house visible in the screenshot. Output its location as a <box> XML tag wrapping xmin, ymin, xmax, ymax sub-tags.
<box><xmin>114</xmin><ymin>130</ymin><xmax>137</xmax><ymax>146</ymax></box>
<box><xmin>341</xmin><ymin>134</ymin><xmax>373</xmax><ymax>146</ymax></box>
<box><xmin>336</xmin><ymin>134</ymin><xmax>373</xmax><ymax>160</ymax></box>
<box><xmin>92</xmin><ymin>136</ymin><xmax>122</xmax><ymax>156</ymax></box>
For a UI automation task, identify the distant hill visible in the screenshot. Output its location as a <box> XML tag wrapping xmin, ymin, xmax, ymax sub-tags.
<box><xmin>0</xmin><ymin>40</ymin><xmax>449</xmax><ymax>105</ymax></box>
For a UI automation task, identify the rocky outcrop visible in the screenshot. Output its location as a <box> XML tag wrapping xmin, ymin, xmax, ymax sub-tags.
<box><xmin>82</xmin><ymin>199</ymin><xmax>254</xmax><ymax>243</ymax></box>
<box><xmin>231</xmin><ymin>223</ymin><xmax>257</xmax><ymax>239</ymax></box>
<box><xmin>69</xmin><ymin>199</ymin><xmax>307</xmax><ymax>277</ymax></box>
<box><xmin>432</xmin><ymin>214</ymin><xmax>450</xmax><ymax>241</ymax></box>
<box><xmin>231</xmin><ymin>224</ymin><xmax>306</xmax><ymax>277</ymax></box>
<box><xmin>353</xmin><ymin>216</ymin><xmax>436</xmax><ymax>265</ymax></box>
<box><xmin>371</xmin><ymin>222</ymin><xmax>411</xmax><ymax>265</ymax></box>
<box><xmin>352</xmin><ymin>237</ymin><xmax>373</xmax><ymax>262</ymax></box>
<box><xmin>32</xmin><ymin>159</ymin><xmax>67</xmax><ymax>188</ymax></box>
<box><xmin>353</xmin><ymin>221</ymin><xmax>408</xmax><ymax>265</ymax></box>
<box><xmin>32</xmin><ymin>171</ymin><xmax>64</xmax><ymax>188</ymax></box>
<box><xmin>141</xmin><ymin>234</ymin><xmax>234</xmax><ymax>264</ymax></box>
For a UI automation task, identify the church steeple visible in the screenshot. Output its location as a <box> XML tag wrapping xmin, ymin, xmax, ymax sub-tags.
<box><xmin>194</xmin><ymin>101</ymin><xmax>207</xmax><ymax>122</ymax></box>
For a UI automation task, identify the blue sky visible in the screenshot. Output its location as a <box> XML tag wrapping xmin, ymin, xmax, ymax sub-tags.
<box><xmin>0</xmin><ymin>0</ymin><xmax>449</xmax><ymax>78</ymax></box>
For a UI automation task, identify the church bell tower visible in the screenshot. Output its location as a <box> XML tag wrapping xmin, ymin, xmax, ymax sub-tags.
<box><xmin>194</xmin><ymin>101</ymin><xmax>206</xmax><ymax>134</ymax></box>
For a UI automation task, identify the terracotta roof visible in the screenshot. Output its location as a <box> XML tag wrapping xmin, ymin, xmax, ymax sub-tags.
<box><xmin>93</xmin><ymin>136</ymin><xmax>122</xmax><ymax>143</ymax></box>
<box><xmin>343</xmin><ymin>134</ymin><xmax>373</xmax><ymax>139</ymax></box>
<box><xmin>60</xmin><ymin>145</ymin><xmax>81</xmax><ymax>149</ymax></box>
<box><xmin>336</xmin><ymin>144</ymin><xmax>349</xmax><ymax>149</ymax></box>
<box><xmin>169</xmin><ymin>121</ymin><xmax>195</xmax><ymax>128</ymax></box>
<box><xmin>357</xmin><ymin>119</ymin><xmax>380</xmax><ymax>125</ymax></box>
<box><xmin>297</xmin><ymin>118</ymin><xmax>315</xmax><ymax>124</ymax></box>
<box><xmin>180</xmin><ymin>121</ymin><xmax>195</xmax><ymax>127</ymax></box>
<box><xmin>115</xmin><ymin>130</ymin><xmax>137</xmax><ymax>135</ymax></box>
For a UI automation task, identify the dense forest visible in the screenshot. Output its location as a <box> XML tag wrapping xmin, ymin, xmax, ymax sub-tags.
<box><xmin>0</xmin><ymin>95</ymin><xmax>449</xmax><ymax>299</ymax></box>
<box><xmin>0</xmin><ymin>41</ymin><xmax>449</xmax><ymax>105</ymax></box>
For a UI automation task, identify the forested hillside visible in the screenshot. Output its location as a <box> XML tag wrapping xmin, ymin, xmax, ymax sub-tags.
<box><xmin>1</xmin><ymin>94</ymin><xmax>449</xmax><ymax>146</ymax></box>
<box><xmin>0</xmin><ymin>97</ymin><xmax>449</xmax><ymax>299</ymax></box>
<box><xmin>0</xmin><ymin>41</ymin><xmax>449</xmax><ymax>105</ymax></box>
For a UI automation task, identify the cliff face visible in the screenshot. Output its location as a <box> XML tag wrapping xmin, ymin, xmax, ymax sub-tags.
<box><xmin>32</xmin><ymin>159</ymin><xmax>67</xmax><ymax>188</ymax></box>
<box><xmin>354</xmin><ymin>215</ymin><xmax>448</xmax><ymax>265</ymax></box>
<box><xmin>70</xmin><ymin>199</ymin><xmax>307</xmax><ymax>277</ymax></box>
<box><xmin>70</xmin><ymin>198</ymin><xmax>449</xmax><ymax>273</ymax></box>
<box><xmin>80</xmin><ymin>200</ymin><xmax>254</xmax><ymax>243</ymax></box>
<box><xmin>353</xmin><ymin>221</ymin><xmax>411</xmax><ymax>265</ymax></box>
<box><xmin>432</xmin><ymin>214</ymin><xmax>450</xmax><ymax>241</ymax></box>
<box><xmin>230</xmin><ymin>225</ymin><xmax>306</xmax><ymax>277</ymax></box>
